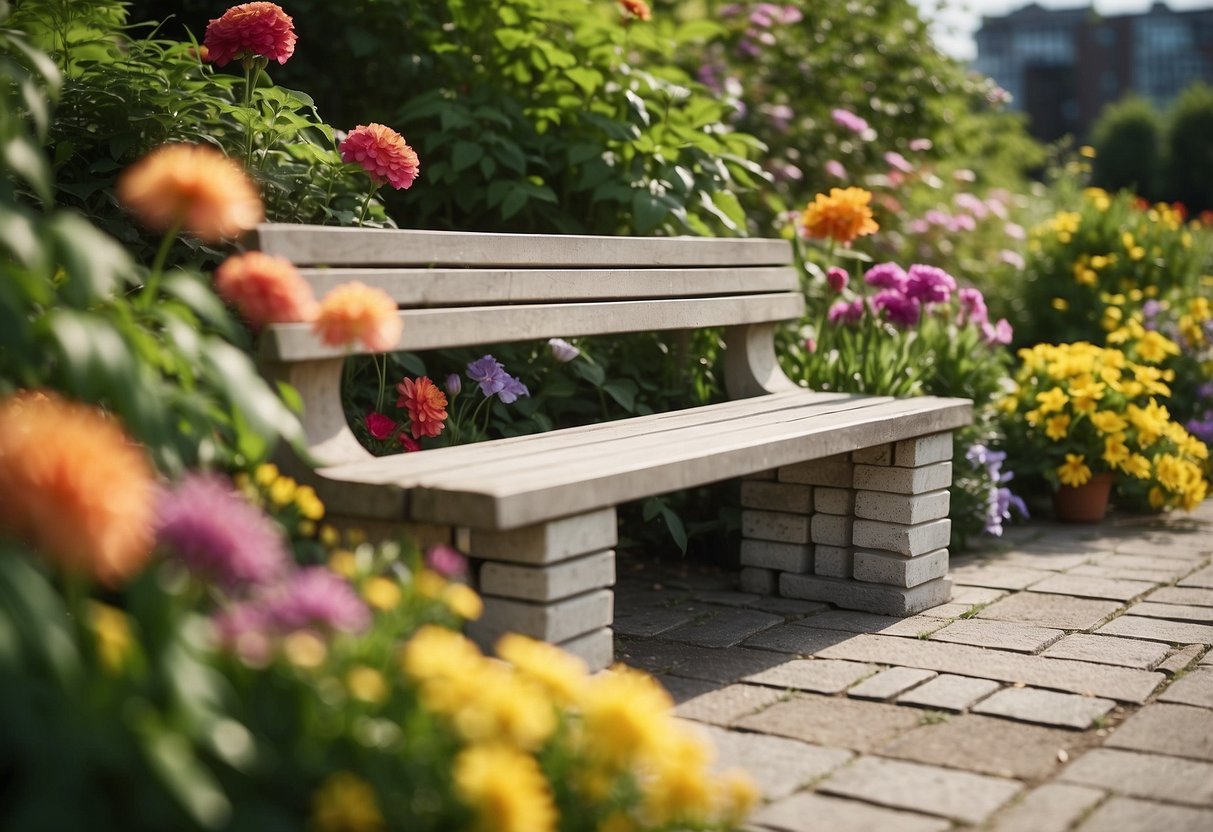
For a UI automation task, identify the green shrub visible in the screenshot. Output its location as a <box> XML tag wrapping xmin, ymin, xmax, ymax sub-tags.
<box><xmin>1167</xmin><ymin>82</ymin><xmax>1213</xmax><ymax>215</ymax></box>
<box><xmin>1089</xmin><ymin>95</ymin><xmax>1162</xmax><ymax>200</ymax></box>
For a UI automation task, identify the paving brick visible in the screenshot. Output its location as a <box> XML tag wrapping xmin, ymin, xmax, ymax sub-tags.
<box><xmin>853</xmin><ymin>548</ymin><xmax>948</xmax><ymax>588</ymax></box>
<box><xmin>479</xmin><ymin>549</ymin><xmax>614</xmax><ymax>601</ymax></box>
<box><xmin>813</xmin><ymin>544</ymin><xmax>851</xmax><ymax>577</ymax></box>
<box><xmin>1089</xmin><ymin>554</ymin><xmax>1198</xmax><ymax>580</ymax></box>
<box><xmin>467</xmin><ymin>507</ymin><xmax>616</xmax><ymax>563</ymax></box>
<box><xmin>817</xmin><ymin>756</ymin><xmax>1022</xmax><ymax>825</ymax></box>
<box><xmin>930</xmin><ymin>618</ymin><xmax>1064</xmax><ymax>653</ymax></box>
<box><xmin>810</xmin><ymin>513</ymin><xmax>852</xmax><ymax>546</ymax></box>
<box><xmin>950</xmin><ymin>564</ymin><xmax>1054</xmax><ymax>590</ymax></box>
<box><xmin>1149</xmin><ymin>586</ymin><xmax>1213</xmax><ymax>607</ymax></box>
<box><xmin>1106</xmin><ymin>703</ymin><xmax>1213</xmax><ymax>762</ymax></box>
<box><xmin>747</xmin><ymin>596</ymin><xmax>829</xmax><ymax>617</ymax></box>
<box><xmin>1179</xmin><ymin>566</ymin><xmax>1213</xmax><ymax>588</ymax></box>
<box><xmin>673</xmin><ymin>683</ymin><xmax>785</xmax><ymax>726</ymax></box>
<box><xmin>979</xmin><ymin>592</ymin><xmax>1123</xmax><ymax>630</ymax></box>
<box><xmin>1127</xmin><ymin>602</ymin><xmax>1213</xmax><ymax>624</ymax></box>
<box><xmin>613</xmin><ymin>603</ymin><xmax>700</xmax><ymax>638</ymax></box>
<box><xmin>1075</xmin><ymin>796</ymin><xmax>1213</xmax><ymax>832</ymax></box>
<box><xmin>997</xmin><ymin>551</ymin><xmax>1095</xmax><ymax>571</ymax></box>
<box><xmin>740</xmin><ymin>479</ymin><xmax>814</xmax><ymax>514</ymax></box>
<box><xmin>881</xmin><ymin>714</ymin><xmax>1093</xmax><ymax>780</ymax></box>
<box><xmin>780</xmin><ymin>573</ymin><xmax>952</xmax><ymax>616</ymax></box>
<box><xmin>653</xmin><ymin>674</ymin><xmax>719</xmax><ymax>704</ymax></box>
<box><xmin>660</xmin><ymin>607</ymin><xmax>783</xmax><ymax>649</ymax></box>
<box><xmin>745</xmin><ymin>658</ymin><xmax>878</xmax><ymax>694</ymax></box>
<box><xmin>742</xmin><ymin>624</ymin><xmax>857</xmax><ymax>655</ymax></box>
<box><xmin>796</xmin><ymin>609</ymin><xmax>950</xmax><ymax>638</ymax></box>
<box><xmin>853</xmin><ymin>460</ymin><xmax>953</xmax><ymax>496</ymax></box>
<box><xmin>951</xmin><ymin>585</ymin><xmax>1008</xmax><ymax>605</ymax></box>
<box><xmin>1031</xmin><ymin>574</ymin><xmax>1157</xmax><ymax>601</ymax></box>
<box><xmin>692</xmin><ymin>589</ymin><xmax>761</xmax><ymax>607</ymax></box>
<box><xmin>989</xmin><ymin>783</ymin><xmax>1106</xmax><ymax>832</ymax></box>
<box><xmin>1096</xmin><ymin>615</ymin><xmax>1213</xmax><ymax>645</ymax></box>
<box><xmin>1069</xmin><ymin>564</ymin><xmax>1185</xmax><ymax>583</ymax></box>
<box><xmin>618</xmin><ymin>640</ymin><xmax>785</xmax><ymax>684</ymax></box>
<box><xmin>894</xmin><ymin>432</ymin><xmax>954</xmax><ymax>467</ymax></box>
<box><xmin>752</xmin><ymin>791</ymin><xmax>950</xmax><ymax>832</ymax></box>
<box><xmin>851</xmin><ymin>443</ymin><xmax>894</xmax><ymax>465</ymax></box>
<box><xmin>778</xmin><ymin>455</ymin><xmax>852</xmax><ymax>487</ymax></box>
<box><xmin>897</xmin><ymin>674</ymin><xmax>1001</xmax><ymax>711</ymax></box>
<box><xmin>470</xmin><ymin>588</ymin><xmax>611</xmax><ymax>643</ymax></box>
<box><xmin>734</xmin><ymin>693</ymin><xmax>922</xmax><ymax>751</ymax></box>
<box><xmin>1158</xmin><ymin>644</ymin><xmax>1206</xmax><ymax>675</ymax></box>
<box><xmin>816</xmin><ymin>634</ymin><xmax>1165</xmax><ymax>703</ymax></box>
<box><xmin>698</xmin><ymin>725</ymin><xmax>853</xmax><ymax>800</ymax></box>
<box><xmin>738</xmin><ymin>567</ymin><xmax>777</xmax><ymax>595</ymax></box>
<box><xmin>854</xmin><ymin>488</ymin><xmax>950</xmax><ymax>525</ymax></box>
<box><xmin>743</xmin><ymin>510</ymin><xmax>811</xmax><ymax>544</ymax></box>
<box><xmin>847</xmin><ymin>666</ymin><xmax>938</xmax><ymax>700</ymax></box>
<box><xmin>972</xmin><ymin>686</ymin><xmax>1116</xmax><ymax>729</ymax></box>
<box><xmin>921</xmin><ymin>601</ymin><xmax>978</xmax><ymax>618</ymax></box>
<box><xmin>1041</xmin><ymin>634</ymin><xmax>1169</xmax><ymax>670</ymax></box>
<box><xmin>1159</xmin><ymin>668</ymin><xmax>1213</xmax><ymax>708</ymax></box>
<box><xmin>740</xmin><ymin>539</ymin><xmax>813</xmax><ymax>573</ymax></box>
<box><xmin>1060</xmin><ymin>748</ymin><xmax>1213</xmax><ymax>806</ymax></box>
<box><xmin>814</xmin><ymin>486</ymin><xmax>855</xmax><ymax>515</ymax></box>
<box><xmin>852</xmin><ymin>517</ymin><xmax>951</xmax><ymax>556</ymax></box>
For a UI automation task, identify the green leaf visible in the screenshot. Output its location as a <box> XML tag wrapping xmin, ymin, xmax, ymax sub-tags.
<box><xmin>4</xmin><ymin>135</ymin><xmax>51</xmax><ymax>203</ymax></box>
<box><xmin>500</xmin><ymin>187</ymin><xmax>528</xmax><ymax>220</ymax></box>
<box><xmin>631</xmin><ymin>191</ymin><xmax>669</xmax><ymax>234</ymax></box>
<box><xmin>659</xmin><ymin>506</ymin><xmax>688</xmax><ymax>554</ymax></box>
<box><xmin>451</xmin><ymin>141</ymin><xmax>483</xmax><ymax>172</ymax></box>
<box><xmin>47</xmin><ymin>212</ymin><xmax>134</xmax><ymax>302</ymax></box>
<box><xmin>602</xmin><ymin>378</ymin><xmax>638</xmax><ymax>412</ymax></box>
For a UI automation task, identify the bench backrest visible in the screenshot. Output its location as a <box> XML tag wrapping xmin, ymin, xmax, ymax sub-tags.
<box><xmin>253</xmin><ymin>224</ymin><xmax>803</xmax><ymax>466</ymax></box>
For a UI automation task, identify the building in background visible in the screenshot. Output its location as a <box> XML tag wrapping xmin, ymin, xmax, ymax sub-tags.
<box><xmin>974</xmin><ymin>2</ymin><xmax>1213</xmax><ymax>140</ymax></box>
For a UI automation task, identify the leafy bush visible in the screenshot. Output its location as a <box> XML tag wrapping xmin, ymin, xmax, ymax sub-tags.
<box><xmin>1089</xmin><ymin>95</ymin><xmax>1163</xmax><ymax>200</ymax></box>
<box><xmin>1167</xmin><ymin>82</ymin><xmax>1213</xmax><ymax>215</ymax></box>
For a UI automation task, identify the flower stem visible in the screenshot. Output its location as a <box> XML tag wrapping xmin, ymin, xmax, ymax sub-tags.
<box><xmin>357</xmin><ymin>185</ymin><xmax>379</xmax><ymax>227</ymax></box>
<box><xmin>141</xmin><ymin>219</ymin><xmax>182</xmax><ymax>309</ymax></box>
<box><xmin>243</xmin><ymin>62</ymin><xmax>257</xmax><ymax>169</ymax></box>
<box><xmin>375</xmin><ymin>354</ymin><xmax>387</xmax><ymax>413</ymax></box>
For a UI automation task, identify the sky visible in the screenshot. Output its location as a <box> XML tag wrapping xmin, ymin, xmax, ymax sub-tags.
<box><xmin>910</xmin><ymin>0</ymin><xmax>1213</xmax><ymax>61</ymax></box>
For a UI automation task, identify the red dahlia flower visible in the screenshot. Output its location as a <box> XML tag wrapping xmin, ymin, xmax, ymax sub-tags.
<box><xmin>339</xmin><ymin>124</ymin><xmax>420</xmax><ymax>190</ymax></box>
<box><xmin>204</xmin><ymin>2</ymin><xmax>297</xmax><ymax>67</ymax></box>
<box><xmin>395</xmin><ymin>377</ymin><xmax>448</xmax><ymax>439</ymax></box>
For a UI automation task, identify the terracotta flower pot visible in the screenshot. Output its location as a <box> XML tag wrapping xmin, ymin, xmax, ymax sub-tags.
<box><xmin>1052</xmin><ymin>472</ymin><xmax>1115</xmax><ymax>523</ymax></box>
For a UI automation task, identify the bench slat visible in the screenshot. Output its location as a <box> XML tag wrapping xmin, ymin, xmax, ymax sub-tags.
<box><xmin>261</xmin><ymin>292</ymin><xmax>805</xmax><ymax>360</ymax></box>
<box><xmin>296</xmin><ymin>266</ymin><xmax>800</xmax><ymax>306</ymax></box>
<box><xmin>255</xmin><ymin>224</ymin><xmax>793</xmax><ymax>268</ymax></box>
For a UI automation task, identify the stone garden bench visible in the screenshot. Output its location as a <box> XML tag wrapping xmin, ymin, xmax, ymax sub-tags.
<box><xmin>253</xmin><ymin>224</ymin><xmax>972</xmax><ymax>670</ymax></box>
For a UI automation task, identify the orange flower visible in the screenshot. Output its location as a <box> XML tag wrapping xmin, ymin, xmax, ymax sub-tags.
<box><xmin>801</xmin><ymin>187</ymin><xmax>879</xmax><ymax>245</ymax></box>
<box><xmin>620</xmin><ymin>0</ymin><xmax>652</xmax><ymax>21</ymax></box>
<box><xmin>117</xmin><ymin>143</ymin><xmax>263</xmax><ymax>243</ymax></box>
<box><xmin>214</xmin><ymin>251</ymin><xmax>318</xmax><ymax>326</ymax></box>
<box><xmin>339</xmin><ymin>124</ymin><xmax>420</xmax><ymax>190</ymax></box>
<box><xmin>395</xmin><ymin>377</ymin><xmax>448</xmax><ymax>439</ymax></box>
<box><xmin>204</xmin><ymin>2</ymin><xmax>297</xmax><ymax>67</ymax></box>
<box><xmin>313</xmin><ymin>282</ymin><xmax>402</xmax><ymax>353</ymax></box>
<box><xmin>0</xmin><ymin>392</ymin><xmax>156</xmax><ymax>585</ymax></box>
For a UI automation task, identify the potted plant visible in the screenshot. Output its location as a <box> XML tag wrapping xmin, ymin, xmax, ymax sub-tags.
<box><xmin>999</xmin><ymin>340</ymin><xmax>1209</xmax><ymax>522</ymax></box>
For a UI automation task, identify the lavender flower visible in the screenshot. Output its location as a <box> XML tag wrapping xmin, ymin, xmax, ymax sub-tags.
<box><xmin>497</xmin><ymin>374</ymin><xmax>530</xmax><ymax>404</ymax></box>
<box><xmin>884</xmin><ymin>151</ymin><xmax>913</xmax><ymax>174</ymax></box>
<box><xmin>155</xmin><ymin>474</ymin><xmax>290</xmax><ymax>589</ymax></box>
<box><xmin>831</xmin><ymin>108</ymin><xmax>869</xmax><ymax>134</ymax></box>
<box><xmin>263</xmin><ymin>568</ymin><xmax>371</xmax><ymax>634</ymax></box>
<box><xmin>909</xmin><ymin>137</ymin><xmax>933</xmax><ymax>151</ymax></box>
<box><xmin>863</xmin><ymin>262</ymin><xmax>908</xmax><ymax>292</ymax></box>
<box><xmin>957</xmin><ymin>287</ymin><xmax>989</xmax><ymax>327</ymax></box>
<box><xmin>904</xmin><ymin>265</ymin><xmax>957</xmax><ymax>305</ymax></box>
<box><xmin>966</xmin><ymin>444</ymin><xmax>1028</xmax><ymax>536</ymax></box>
<box><xmin>466</xmin><ymin>354</ymin><xmax>509</xmax><ymax>397</ymax></box>
<box><xmin>824</xmin><ymin>159</ymin><xmax>847</xmax><ymax>179</ymax></box>
<box><xmin>445</xmin><ymin>373</ymin><xmax>462</xmax><ymax>397</ymax></box>
<box><xmin>425</xmin><ymin>544</ymin><xmax>468</xmax><ymax>579</ymax></box>
<box><xmin>981</xmin><ymin>318</ymin><xmax>1013</xmax><ymax>346</ymax></box>
<box><xmin>548</xmin><ymin>337</ymin><xmax>580</xmax><ymax>363</ymax></box>
<box><xmin>872</xmin><ymin>290</ymin><xmax>921</xmax><ymax>327</ymax></box>
<box><xmin>999</xmin><ymin>249</ymin><xmax>1026</xmax><ymax>269</ymax></box>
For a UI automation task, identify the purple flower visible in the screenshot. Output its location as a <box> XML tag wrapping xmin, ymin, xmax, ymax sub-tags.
<box><xmin>155</xmin><ymin>474</ymin><xmax>290</xmax><ymax>589</ymax></box>
<box><xmin>548</xmin><ymin>337</ymin><xmax>580</xmax><ymax>363</ymax></box>
<box><xmin>827</xmin><ymin>298</ymin><xmax>865</xmax><ymax>325</ymax></box>
<box><xmin>872</xmin><ymin>289</ymin><xmax>921</xmax><ymax>327</ymax></box>
<box><xmin>953</xmin><ymin>192</ymin><xmax>988</xmax><ymax>218</ymax></box>
<box><xmin>445</xmin><ymin>373</ymin><xmax>461</xmax><ymax>397</ymax></box>
<box><xmin>909</xmin><ymin>138</ymin><xmax>933</xmax><ymax>152</ymax></box>
<box><xmin>466</xmin><ymin>354</ymin><xmax>509</xmax><ymax>397</ymax></box>
<box><xmin>831</xmin><ymin>108</ymin><xmax>869</xmax><ymax>134</ymax></box>
<box><xmin>824</xmin><ymin>159</ymin><xmax>847</xmax><ymax>179</ymax></box>
<box><xmin>497</xmin><ymin>374</ymin><xmax>530</xmax><ymax>404</ymax></box>
<box><xmin>263</xmin><ymin>568</ymin><xmax>371</xmax><ymax>634</ymax></box>
<box><xmin>826</xmin><ymin>267</ymin><xmax>849</xmax><ymax>293</ymax></box>
<box><xmin>924</xmin><ymin>209</ymin><xmax>950</xmax><ymax>226</ymax></box>
<box><xmin>946</xmin><ymin>214</ymin><xmax>978</xmax><ymax>233</ymax></box>
<box><xmin>999</xmin><ymin>249</ymin><xmax>1025</xmax><ymax>269</ymax></box>
<box><xmin>213</xmin><ymin>602</ymin><xmax>274</xmax><ymax>665</ymax></box>
<box><xmin>981</xmin><ymin>318</ymin><xmax>1013</xmax><ymax>346</ymax></box>
<box><xmin>905</xmin><ymin>265</ymin><xmax>957</xmax><ymax>305</ymax></box>
<box><xmin>884</xmin><ymin>151</ymin><xmax>913</xmax><ymax>174</ymax></box>
<box><xmin>425</xmin><ymin>544</ymin><xmax>468</xmax><ymax>579</ymax></box>
<box><xmin>779</xmin><ymin>5</ymin><xmax>803</xmax><ymax>24</ymax></box>
<box><xmin>863</xmin><ymin>262</ymin><xmax>908</xmax><ymax>292</ymax></box>
<box><xmin>957</xmin><ymin>287</ymin><xmax>989</xmax><ymax>327</ymax></box>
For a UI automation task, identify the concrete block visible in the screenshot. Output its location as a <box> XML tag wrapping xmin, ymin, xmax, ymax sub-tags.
<box><xmin>815</xmin><ymin>545</ymin><xmax>853</xmax><ymax>578</ymax></box>
<box><xmin>466</xmin><ymin>508</ymin><xmax>617</xmax><ymax>564</ymax></box>
<box><xmin>854</xmin><ymin>461</ymin><xmax>953</xmax><ymax>495</ymax></box>
<box><xmin>470</xmin><ymin>588</ymin><xmax>612</xmax><ymax>644</ymax></box>
<box><xmin>855</xmin><ymin>489</ymin><xmax>951</xmax><ymax>526</ymax></box>
<box><xmin>740</xmin><ymin>539</ymin><xmax>813</xmax><ymax>573</ymax></box>
<box><xmin>894</xmin><ymin>432</ymin><xmax>954</xmax><ymax>467</ymax></box>
<box><xmin>740</xmin><ymin>566</ymin><xmax>779</xmax><ymax>595</ymax></box>
<box><xmin>742</xmin><ymin>468</ymin><xmax>777</xmax><ymax>481</ymax></box>
<box><xmin>851</xmin><ymin>444</ymin><xmax>894</xmax><ymax>465</ymax></box>
<box><xmin>854</xmin><ymin>548</ymin><xmax>949</xmax><ymax>588</ymax></box>
<box><xmin>743</xmin><ymin>510</ymin><xmax>811</xmax><ymax>544</ymax></box>
<box><xmin>780</xmin><ymin>573</ymin><xmax>953</xmax><ymax>616</ymax></box>
<box><xmin>779</xmin><ymin>455</ymin><xmax>853</xmax><ymax>487</ymax></box>
<box><xmin>558</xmin><ymin>627</ymin><xmax>614</xmax><ymax>673</ymax></box>
<box><xmin>479</xmin><ymin>549</ymin><xmax>615</xmax><ymax>602</ymax></box>
<box><xmin>741</xmin><ymin>480</ymin><xmax>814</xmax><ymax>514</ymax></box>
<box><xmin>812</xmin><ymin>513</ymin><xmax>853</xmax><ymax>546</ymax></box>
<box><xmin>815</xmin><ymin>487</ymin><xmax>856</xmax><ymax>515</ymax></box>
<box><xmin>853</xmin><ymin>517</ymin><xmax>952</xmax><ymax>557</ymax></box>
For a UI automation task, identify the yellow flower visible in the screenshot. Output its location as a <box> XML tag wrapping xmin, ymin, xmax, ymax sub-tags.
<box><xmin>282</xmin><ymin>631</ymin><xmax>327</xmax><ymax>669</ymax></box>
<box><xmin>1122</xmin><ymin>454</ymin><xmax>1151</xmax><ymax>479</ymax></box>
<box><xmin>1057</xmin><ymin>454</ymin><xmax>1092</xmax><ymax>488</ymax></box>
<box><xmin>497</xmin><ymin>633</ymin><xmax>589</xmax><ymax>705</ymax></box>
<box><xmin>454</xmin><ymin>745</ymin><xmax>557</xmax><ymax>832</ymax></box>
<box><xmin>310</xmin><ymin>772</ymin><xmax>386</xmax><ymax>832</ymax></box>
<box><xmin>1035</xmin><ymin>387</ymin><xmax>1069</xmax><ymax>415</ymax></box>
<box><xmin>413</xmin><ymin>568</ymin><xmax>446</xmax><ymax>599</ymax></box>
<box><xmin>1052</xmin><ymin>297</ymin><xmax>1069</xmax><ymax>311</ymax></box>
<box><xmin>579</xmin><ymin>666</ymin><xmax>676</xmax><ymax>770</ymax></box>
<box><xmin>328</xmin><ymin>549</ymin><xmax>357</xmax><ymax>578</ymax></box>
<box><xmin>254</xmin><ymin>463</ymin><xmax>280</xmax><ymax>487</ymax></box>
<box><xmin>442</xmin><ymin>583</ymin><xmax>483</xmax><ymax>620</ymax></box>
<box><xmin>363</xmin><ymin>576</ymin><xmax>402</xmax><ymax>611</ymax></box>
<box><xmin>347</xmin><ymin>665</ymin><xmax>388</xmax><ymax>704</ymax></box>
<box><xmin>1104</xmin><ymin>434</ymin><xmax>1130</xmax><ymax>467</ymax></box>
<box><xmin>1190</xmin><ymin>296</ymin><xmax>1211</xmax><ymax>321</ymax></box>
<box><xmin>400</xmin><ymin>625</ymin><xmax>484</xmax><ymax>683</ymax></box>
<box><xmin>800</xmin><ymin>187</ymin><xmax>879</xmax><ymax>245</ymax></box>
<box><xmin>1089</xmin><ymin>411</ymin><xmax>1128</xmax><ymax>434</ymax></box>
<box><xmin>1149</xmin><ymin>486</ymin><xmax>1167</xmax><ymax>509</ymax></box>
<box><xmin>89</xmin><ymin>601</ymin><xmax>133</xmax><ymax>674</ymax></box>
<box><xmin>269</xmin><ymin>476</ymin><xmax>297</xmax><ymax>506</ymax></box>
<box><xmin>452</xmin><ymin>669</ymin><xmax>556</xmax><ymax>749</ymax></box>
<box><xmin>1046</xmin><ymin>415</ymin><xmax>1071</xmax><ymax>441</ymax></box>
<box><xmin>295</xmin><ymin>485</ymin><xmax>325</xmax><ymax>520</ymax></box>
<box><xmin>1134</xmin><ymin>330</ymin><xmax>1180</xmax><ymax>364</ymax></box>
<box><xmin>319</xmin><ymin>524</ymin><xmax>340</xmax><ymax>546</ymax></box>
<box><xmin>1068</xmin><ymin>380</ymin><xmax>1104</xmax><ymax>413</ymax></box>
<box><xmin>1080</xmin><ymin>147</ymin><xmax>1097</xmax><ymax>159</ymax></box>
<box><xmin>641</xmin><ymin>731</ymin><xmax>715</xmax><ymax>826</ymax></box>
<box><xmin>715</xmin><ymin>769</ymin><xmax>761</xmax><ymax>829</ymax></box>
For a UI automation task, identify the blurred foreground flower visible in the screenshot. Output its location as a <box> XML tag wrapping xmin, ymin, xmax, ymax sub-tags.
<box><xmin>0</xmin><ymin>392</ymin><xmax>156</xmax><ymax>585</ymax></box>
<box><xmin>314</xmin><ymin>282</ymin><xmax>402</xmax><ymax>353</ymax></box>
<box><xmin>204</xmin><ymin>2</ymin><xmax>297</xmax><ymax>67</ymax></box>
<box><xmin>339</xmin><ymin>123</ymin><xmax>420</xmax><ymax>191</ymax></box>
<box><xmin>215</xmin><ymin>251</ymin><xmax>318</xmax><ymax>325</ymax></box>
<box><xmin>620</xmin><ymin>0</ymin><xmax>653</xmax><ymax>21</ymax></box>
<box><xmin>117</xmin><ymin>143</ymin><xmax>263</xmax><ymax>242</ymax></box>
<box><xmin>802</xmin><ymin>187</ymin><xmax>879</xmax><ymax>245</ymax></box>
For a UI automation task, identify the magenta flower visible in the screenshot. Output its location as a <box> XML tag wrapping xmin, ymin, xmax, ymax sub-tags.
<box><xmin>213</xmin><ymin>602</ymin><xmax>274</xmax><ymax>665</ymax></box>
<box><xmin>884</xmin><ymin>151</ymin><xmax>913</xmax><ymax>174</ymax></box>
<box><xmin>831</xmin><ymin>108</ymin><xmax>869</xmax><ymax>134</ymax></box>
<box><xmin>982</xmin><ymin>318</ymin><xmax>1013</xmax><ymax>346</ymax></box>
<box><xmin>827</xmin><ymin>298</ymin><xmax>865</xmax><ymax>325</ymax></box>
<box><xmin>957</xmin><ymin>287</ymin><xmax>989</xmax><ymax>327</ymax></box>
<box><xmin>826</xmin><ymin>267</ymin><xmax>849</xmax><ymax>293</ymax></box>
<box><xmin>905</xmin><ymin>265</ymin><xmax>957</xmax><ymax>305</ymax></box>
<box><xmin>804</xmin><ymin>337</ymin><xmax>817</xmax><ymax>353</ymax></box>
<box><xmin>824</xmin><ymin>160</ymin><xmax>847</xmax><ymax>179</ymax></box>
<box><xmin>909</xmin><ymin>138</ymin><xmax>933</xmax><ymax>151</ymax></box>
<box><xmin>425</xmin><ymin>544</ymin><xmax>468</xmax><ymax>579</ymax></box>
<box><xmin>863</xmin><ymin>262</ymin><xmax>908</xmax><ymax>292</ymax></box>
<box><xmin>155</xmin><ymin>474</ymin><xmax>290</xmax><ymax>589</ymax></box>
<box><xmin>365</xmin><ymin>412</ymin><xmax>398</xmax><ymax>440</ymax></box>
<box><xmin>873</xmin><ymin>290</ymin><xmax>921</xmax><ymax>327</ymax></box>
<box><xmin>263</xmin><ymin>568</ymin><xmax>371</xmax><ymax>634</ymax></box>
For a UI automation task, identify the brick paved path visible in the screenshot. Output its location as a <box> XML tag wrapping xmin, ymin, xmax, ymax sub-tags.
<box><xmin>616</xmin><ymin>501</ymin><xmax>1213</xmax><ymax>831</ymax></box>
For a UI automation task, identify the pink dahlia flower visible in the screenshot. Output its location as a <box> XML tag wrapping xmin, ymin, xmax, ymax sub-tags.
<box><xmin>204</xmin><ymin>2</ymin><xmax>297</xmax><ymax>67</ymax></box>
<box><xmin>339</xmin><ymin>124</ymin><xmax>420</xmax><ymax>190</ymax></box>
<box><xmin>826</xmin><ymin>267</ymin><xmax>849</xmax><ymax>293</ymax></box>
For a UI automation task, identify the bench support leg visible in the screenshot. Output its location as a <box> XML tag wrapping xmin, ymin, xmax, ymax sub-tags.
<box><xmin>740</xmin><ymin>432</ymin><xmax>956</xmax><ymax>615</ymax></box>
<box><xmin>460</xmin><ymin>507</ymin><xmax>617</xmax><ymax>672</ymax></box>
